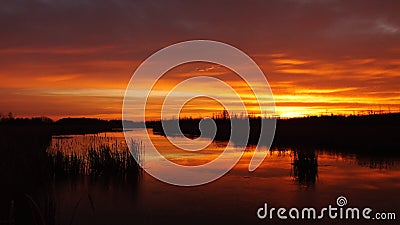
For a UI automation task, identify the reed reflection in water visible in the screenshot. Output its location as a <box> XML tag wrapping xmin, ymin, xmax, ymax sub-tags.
<box><xmin>0</xmin><ymin>128</ymin><xmax>143</xmax><ymax>225</ymax></box>
<box><xmin>290</xmin><ymin>149</ymin><xmax>318</xmax><ymax>187</ymax></box>
<box><xmin>2</xmin><ymin>128</ymin><xmax>400</xmax><ymax>225</ymax></box>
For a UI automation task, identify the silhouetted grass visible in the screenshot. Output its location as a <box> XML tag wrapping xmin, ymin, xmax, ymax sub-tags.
<box><xmin>47</xmin><ymin>141</ymin><xmax>143</xmax><ymax>178</ymax></box>
<box><xmin>0</xmin><ymin>124</ymin><xmax>54</xmax><ymax>225</ymax></box>
<box><xmin>0</xmin><ymin>118</ymin><xmax>143</xmax><ymax>225</ymax></box>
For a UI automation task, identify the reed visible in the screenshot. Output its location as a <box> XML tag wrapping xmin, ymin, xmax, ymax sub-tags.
<box><xmin>47</xmin><ymin>140</ymin><xmax>143</xmax><ymax>178</ymax></box>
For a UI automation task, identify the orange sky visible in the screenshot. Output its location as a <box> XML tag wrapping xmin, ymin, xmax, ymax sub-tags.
<box><xmin>1</xmin><ymin>0</ymin><xmax>400</xmax><ymax>120</ymax></box>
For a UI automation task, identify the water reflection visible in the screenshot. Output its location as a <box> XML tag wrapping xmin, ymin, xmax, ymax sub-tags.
<box><xmin>39</xmin><ymin>130</ymin><xmax>400</xmax><ymax>224</ymax></box>
<box><xmin>290</xmin><ymin>149</ymin><xmax>318</xmax><ymax>187</ymax></box>
<box><xmin>2</xmin><ymin>128</ymin><xmax>400</xmax><ymax>225</ymax></box>
<box><xmin>357</xmin><ymin>156</ymin><xmax>400</xmax><ymax>170</ymax></box>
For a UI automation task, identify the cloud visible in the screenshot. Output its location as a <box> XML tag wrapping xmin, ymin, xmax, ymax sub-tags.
<box><xmin>1</xmin><ymin>0</ymin><xmax>400</xmax><ymax>118</ymax></box>
<box><xmin>295</xmin><ymin>87</ymin><xmax>357</xmax><ymax>94</ymax></box>
<box><xmin>36</xmin><ymin>74</ymin><xmax>80</xmax><ymax>82</ymax></box>
<box><xmin>0</xmin><ymin>45</ymin><xmax>117</xmax><ymax>54</ymax></box>
<box><xmin>375</xmin><ymin>19</ymin><xmax>400</xmax><ymax>34</ymax></box>
<box><xmin>271</xmin><ymin>58</ymin><xmax>311</xmax><ymax>65</ymax></box>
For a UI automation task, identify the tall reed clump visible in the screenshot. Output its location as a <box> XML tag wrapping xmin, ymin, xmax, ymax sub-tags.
<box><xmin>47</xmin><ymin>140</ymin><xmax>143</xmax><ymax>179</ymax></box>
<box><xmin>291</xmin><ymin>149</ymin><xmax>318</xmax><ymax>186</ymax></box>
<box><xmin>49</xmin><ymin>151</ymin><xmax>85</xmax><ymax>177</ymax></box>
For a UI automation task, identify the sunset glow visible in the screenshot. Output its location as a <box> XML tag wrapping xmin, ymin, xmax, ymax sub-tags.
<box><xmin>1</xmin><ymin>1</ymin><xmax>399</xmax><ymax>120</ymax></box>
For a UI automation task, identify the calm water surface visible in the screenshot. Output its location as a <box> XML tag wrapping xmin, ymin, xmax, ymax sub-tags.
<box><xmin>48</xmin><ymin>129</ymin><xmax>400</xmax><ymax>225</ymax></box>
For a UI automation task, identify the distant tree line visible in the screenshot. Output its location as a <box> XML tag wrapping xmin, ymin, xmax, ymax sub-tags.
<box><xmin>0</xmin><ymin>113</ymin><xmax>142</xmax><ymax>134</ymax></box>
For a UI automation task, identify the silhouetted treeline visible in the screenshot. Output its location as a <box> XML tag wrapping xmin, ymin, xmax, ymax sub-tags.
<box><xmin>147</xmin><ymin>113</ymin><xmax>400</xmax><ymax>154</ymax></box>
<box><xmin>53</xmin><ymin>118</ymin><xmax>121</xmax><ymax>134</ymax></box>
<box><xmin>0</xmin><ymin>116</ymin><xmax>144</xmax><ymax>135</ymax></box>
<box><xmin>274</xmin><ymin>113</ymin><xmax>400</xmax><ymax>153</ymax></box>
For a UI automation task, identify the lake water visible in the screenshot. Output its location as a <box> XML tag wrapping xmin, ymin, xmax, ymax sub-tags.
<box><xmin>48</xmin><ymin>129</ymin><xmax>400</xmax><ymax>225</ymax></box>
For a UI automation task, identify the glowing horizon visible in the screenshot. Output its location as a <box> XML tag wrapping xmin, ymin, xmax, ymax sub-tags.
<box><xmin>1</xmin><ymin>1</ymin><xmax>399</xmax><ymax>120</ymax></box>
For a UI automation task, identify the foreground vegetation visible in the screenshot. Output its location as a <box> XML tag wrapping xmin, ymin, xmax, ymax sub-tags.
<box><xmin>1</xmin><ymin>112</ymin><xmax>399</xmax><ymax>224</ymax></box>
<box><xmin>0</xmin><ymin>120</ymin><xmax>143</xmax><ymax>225</ymax></box>
<box><xmin>47</xmin><ymin>141</ymin><xmax>143</xmax><ymax>178</ymax></box>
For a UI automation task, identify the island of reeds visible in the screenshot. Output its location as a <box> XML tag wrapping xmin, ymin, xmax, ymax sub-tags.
<box><xmin>146</xmin><ymin>111</ymin><xmax>400</xmax><ymax>154</ymax></box>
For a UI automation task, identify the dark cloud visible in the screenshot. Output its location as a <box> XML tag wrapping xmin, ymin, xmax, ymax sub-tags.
<box><xmin>1</xmin><ymin>0</ymin><xmax>399</xmax><ymax>54</ymax></box>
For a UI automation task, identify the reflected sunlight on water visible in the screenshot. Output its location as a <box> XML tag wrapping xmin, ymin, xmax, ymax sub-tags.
<box><xmin>46</xmin><ymin>128</ymin><xmax>400</xmax><ymax>225</ymax></box>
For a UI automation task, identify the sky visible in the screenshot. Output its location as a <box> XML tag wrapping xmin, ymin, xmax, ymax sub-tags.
<box><xmin>1</xmin><ymin>0</ymin><xmax>400</xmax><ymax>120</ymax></box>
